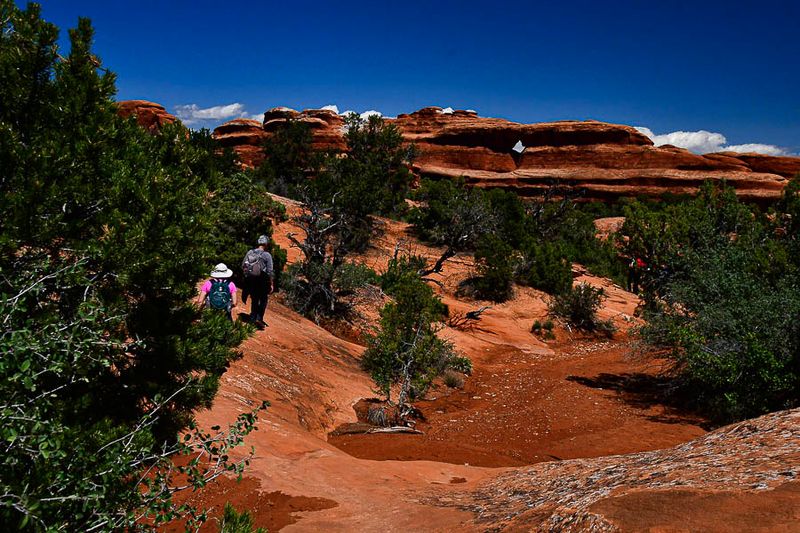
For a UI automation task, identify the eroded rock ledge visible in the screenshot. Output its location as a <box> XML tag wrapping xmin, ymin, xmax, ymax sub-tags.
<box><xmin>117</xmin><ymin>100</ymin><xmax>800</xmax><ymax>203</ymax></box>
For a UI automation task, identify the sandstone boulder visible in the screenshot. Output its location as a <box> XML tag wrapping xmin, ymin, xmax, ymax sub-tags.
<box><xmin>117</xmin><ymin>100</ymin><xmax>177</xmax><ymax>133</ymax></box>
<box><xmin>212</xmin><ymin>118</ymin><xmax>268</xmax><ymax>167</ymax></box>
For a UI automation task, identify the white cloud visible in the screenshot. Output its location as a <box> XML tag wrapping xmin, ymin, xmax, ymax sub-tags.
<box><xmin>512</xmin><ymin>140</ymin><xmax>525</xmax><ymax>153</ymax></box>
<box><xmin>321</xmin><ymin>104</ymin><xmax>340</xmax><ymax>114</ymax></box>
<box><xmin>441</xmin><ymin>107</ymin><xmax>454</xmax><ymax>114</ymax></box>
<box><xmin>721</xmin><ymin>143</ymin><xmax>787</xmax><ymax>156</ymax></box>
<box><xmin>250</xmin><ymin>113</ymin><xmax>265</xmax><ymax>122</ymax></box>
<box><xmin>359</xmin><ymin>110</ymin><xmax>382</xmax><ymax>120</ymax></box>
<box><xmin>174</xmin><ymin>103</ymin><xmax>247</xmax><ymax>125</ymax></box>
<box><xmin>635</xmin><ymin>126</ymin><xmax>786</xmax><ymax>156</ymax></box>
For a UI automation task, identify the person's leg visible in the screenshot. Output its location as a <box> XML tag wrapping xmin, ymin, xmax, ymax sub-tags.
<box><xmin>260</xmin><ymin>294</ymin><xmax>269</xmax><ymax>324</ymax></box>
<box><xmin>253</xmin><ymin>292</ymin><xmax>267</xmax><ymax>323</ymax></box>
<box><xmin>248</xmin><ymin>278</ymin><xmax>259</xmax><ymax>322</ymax></box>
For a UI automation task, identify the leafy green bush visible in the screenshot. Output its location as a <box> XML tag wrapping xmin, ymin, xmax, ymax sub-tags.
<box><xmin>531</xmin><ymin>319</ymin><xmax>555</xmax><ymax>339</ymax></box>
<box><xmin>311</xmin><ymin>113</ymin><xmax>416</xmax><ymax>251</ymax></box>
<box><xmin>282</xmin><ymin>192</ymin><xmax>379</xmax><ymax>319</ymax></box>
<box><xmin>0</xmin><ymin>5</ymin><xmax>266</xmax><ymax>529</ymax></box>
<box><xmin>549</xmin><ymin>283</ymin><xmax>616</xmax><ymax>335</ymax></box>
<box><xmin>409</xmin><ymin>178</ymin><xmax>497</xmax><ymax>250</ymax></box>
<box><xmin>625</xmin><ymin>181</ymin><xmax>800</xmax><ymax>422</ymax></box>
<box><xmin>515</xmin><ymin>239</ymin><xmax>573</xmax><ymax>294</ymax></box>
<box><xmin>380</xmin><ymin>252</ymin><xmax>428</xmax><ymax>295</ymax></box>
<box><xmin>219</xmin><ymin>503</ymin><xmax>266</xmax><ymax>533</ymax></box>
<box><xmin>472</xmin><ymin>233</ymin><xmax>515</xmax><ymax>302</ymax></box>
<box><xmin>362</xmin><ymin>257</ymin><xmax>470</xmax><ymax>416</ymax></box>
<box><xmin>256</xmin><ymin>119</ymin><xmax>319</xmax><ymax>198</ymax></box>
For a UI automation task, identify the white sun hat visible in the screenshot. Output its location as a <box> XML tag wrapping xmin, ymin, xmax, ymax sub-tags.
<box><xmin>210</xmin><ymin>263</ymin><xmax>233</xmax><ymax>279</ymax></box>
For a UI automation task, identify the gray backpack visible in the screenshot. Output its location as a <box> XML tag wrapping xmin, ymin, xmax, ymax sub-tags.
<box><xmin>242</xmin><ymin>249</ymin><xmax>264</xmax><ymax>278</ymax></box>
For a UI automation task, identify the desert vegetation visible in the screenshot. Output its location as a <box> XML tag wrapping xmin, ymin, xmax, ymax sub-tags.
<box><xmin>0</xmin><ymin>4</ymin><xmax>273</xmax><ymax>529</ymax></box>
<box><xmin>621</xmin><ymin>181</ymin><xmax>800</xmax><ymax>422</ymax></box>
<box><xmin>409</xmin><ymin>178</ymin><xmax>625</xmax><ymax>302</ymax></box>
<box><xmin>3</xmin><ymin>2</ymin><xmax>799</xmax><ymax>530</ymax></box>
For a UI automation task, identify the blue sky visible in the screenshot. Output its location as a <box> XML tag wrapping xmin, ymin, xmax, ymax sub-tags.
<box><xmin>35</xmin><ymin>0</ymin><xmax>800</xmax><ymax>154</ymax></box>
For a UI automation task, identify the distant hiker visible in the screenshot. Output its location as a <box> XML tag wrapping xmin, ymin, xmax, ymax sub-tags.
<box><xmin>198</xmin><ymin>263</ymin><xmax>237</xmax><ymax>320</ymax></box>
<box><xmin>241</xmin><ymin>235</ymin><xmax>274</xmax><ymax>329</ymax></box>
<box><xmin>628</xmin><ymin>257</ymin><xmax>646</xmax><ymax>294</ymax></box>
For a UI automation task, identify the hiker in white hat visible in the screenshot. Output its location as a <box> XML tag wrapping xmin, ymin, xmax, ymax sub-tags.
<box><xmin>197</xmin><ymin>263</ymin><xmax>238</xmax><ymax>319</ymax></box>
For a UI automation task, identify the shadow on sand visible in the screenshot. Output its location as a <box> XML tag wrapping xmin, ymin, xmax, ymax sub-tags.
<box><xmin>567</xmin><ymin>372</ymin><xmax>713</xmax><ymax>429</ymax></box>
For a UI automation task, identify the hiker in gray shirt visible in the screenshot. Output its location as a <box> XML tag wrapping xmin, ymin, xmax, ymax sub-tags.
<box><xmin>241</xmin><ymin>235</ymin><xmax>274</xmax><ymax>328</ymax></box>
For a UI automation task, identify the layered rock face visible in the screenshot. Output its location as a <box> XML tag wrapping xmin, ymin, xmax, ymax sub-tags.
<box><xmin>116</xmin><ymin>100</ymin><xmax>177</xmax><ymax>133</ymax></box>
<box><xmin>213</xmin><ymin>107</ymin><xmax>346</xmax><ymax>168</ymax></box>
<box><xmin>212</xmin><ymin>118</ymin><xmax>268</xmax><ymax>167</ymax></box>
<box><xmin>393</xmin><ymin>107</ymin><xmax>792</xmax><ymax>203</ymax></box>
<box><xmin>212</xmin><ymin>105</ymin><xmax>797</xmax><ymax>202</ymax></box>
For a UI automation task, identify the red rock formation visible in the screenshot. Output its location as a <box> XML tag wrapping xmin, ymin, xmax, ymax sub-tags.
<box><xmin>214</xmin><ymin>107</ymin><xmax>346</xmax><ymax>167</ymax></box>
<box><xmin>440</xmin><ymin>408</ymin><xmax>800</xmax><ymax>531</ymax></box>
<box><xmin>393</xmin><ymin>107</ymin><xmax>789</xmax><ymax>203</ymax></box>
<box><xmin>708</xmin><ymin>151</ymin><xmax>800</xmax><ymax>179</ymax></box>
<box><xmin>116</xmin><ymin>100</ymin><xmax>177</xmax><ymax>133</ymax></box>
<box><xmin>212</xmin><ymin>104</ymin><xmax>795</xmax><ymax>201</ymax></box>
<box><xmin>212</xmin><ymin>118</ymin><xmax>268</xmax><ymax>168</ymax></box>
<box><xmin>261</xmin><ymin>107</ymin><xmax>346</xmax><ymax>152</ymax></box>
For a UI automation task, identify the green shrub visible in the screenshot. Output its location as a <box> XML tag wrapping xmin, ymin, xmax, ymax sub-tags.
<box><xmin>362</xmin><ymin>260</ymin><xmax>470</xmax><ymax>416</ymax></box>
<box><xmin>219</xmin><ymin>503</ymin><xmax>266</xmax><ymax>533</ymax></box>
<box><xmin>515</xmin><ymin>239</ymin><xmax>573</xmax><ymax>294</ymax></box>
<box><xmin>409</xmin><ymin>178</ymin><xmax>497</xmax><ymax>250</ymax></box>
<box><xmin>311</xmin><ymin>114</ymin><xmax>416</xmax><ymax>251</ymax></box>
<box><xmin>256</xmin><ymin>119</ymin><xmax>319</xmax><ymax>199</ymax></box>
<box><xmin>381</xmin><ymin>253</ymin><xmax>428</xmax><ymax>295</ymax></box>
<box><xmin>626</xmin><ymin>181</ymin><xmax>800</xmax><ymax>422</ymax></box>
<box><xmin>472</xmin><ymin>233</ymin><xmax>515</xmax><ymax>302</ymax></box>
<box><xmin>0</xmin><ymin>6</ymin><xmax>266</xmax><ymax>529</ymax></box>
<box><xmin>549</xmin><ymin>283</ymin><xmax>616</xmax><ymax>335</ymax></box>
<box><xmin>531</xmin><ymin>319</ymin><xmax>556</xmax><ymax>339</ymax></box>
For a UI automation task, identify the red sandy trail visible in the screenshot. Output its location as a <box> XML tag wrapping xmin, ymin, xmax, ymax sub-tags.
<box><xmin>167</xmin><ymin>207</ymin><xmax>799</xmax><ymax>532</ymax></box>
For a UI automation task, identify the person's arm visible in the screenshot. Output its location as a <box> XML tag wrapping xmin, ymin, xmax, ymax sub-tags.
<box><xmin>230</xmin><ymin>282</ymin><xmax>238</xmax><ymax>306</ymax></box>
<box><xmin>197</xmin><ymin>281</ymin><xmax>209</xmax><ymax>308</ymax></box>
<box><xmin>265</xmin><ymin>253</ymin><xmax>274</xmax><ymax>291</ymax></box>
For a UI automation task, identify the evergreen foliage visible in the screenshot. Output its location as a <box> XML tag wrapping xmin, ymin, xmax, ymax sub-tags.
<box><xmin>622</xmin><ymin>180</ymin><xmax>800</xmax><ymax>421</ymax></box>
<box><xmin>364</xmin><ymin>254</ymin><xmax>470</xmax><ymax>416</ymax></box>
<box><xmin>410</xmin><ymin>178</ymin><xmax>626</xmax><ymax>295</ymax></box>
<box><xmin>471</xmin><ymin>233</ymin><xmax>515</xmax><ymax>302</ymax></box>
<box><xmin>219</xmin><ymin>503</ymin><xmax>266</xmax><ymax>533</ymax></box>
<box><xmin>0</xmin><ymin>4</ymin><xmax>270</xmax><ymax>529</ymax></box>
<box><xmin>515</xmin><ymin>239</ymin><xmax>573</xmax><ymax>295</ymax></box>
<box><xmin>256</xmin><ymin>119</ymin><xmax>318</xmax><ymax>198</ymax></box>
<box><xmin>548</xmin><ymin>282</ymin><xmax>616</xmax><ymax>335</ymax></box>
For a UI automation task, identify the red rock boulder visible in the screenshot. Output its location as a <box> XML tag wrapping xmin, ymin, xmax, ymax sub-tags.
<box><xmin>117</xmin><ymin>100</ymin><xmax>177</xmax><ymax>133</ymax></box>
<box><xmin>212</xmin><ymin>118</ymin><xmax>268</xmax><ymax>168</ymax></box>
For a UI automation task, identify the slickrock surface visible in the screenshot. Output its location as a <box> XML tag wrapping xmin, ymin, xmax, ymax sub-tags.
<box><xmin>116</xmin><ymin>100</ymin><xmax>177</xmax><ymax>133</ymax></box>
<box><xmin>165</xmin><ymin>198</ymin><xmax>799</xmax><ymax>531</ymax></box>
<box><xmin>212</xmin><ymin>105</ymin><xmax>796</xmax><ymax>201</ymax></box>
<box><xmin>433</xmin><ymin>408</ymin><xmax>800</xmax><ymax>531</ymax></box>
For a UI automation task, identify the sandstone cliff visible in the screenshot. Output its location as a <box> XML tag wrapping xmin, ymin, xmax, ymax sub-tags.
<box><xmin>203</xmin><ymin>104</ymin><xmax>798</xmax><ymax>203</ymax></box>
<box><xmin>393</xmin><ymin>107</ymin><xmax>792</xmax><ymax>203</ymax></box>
